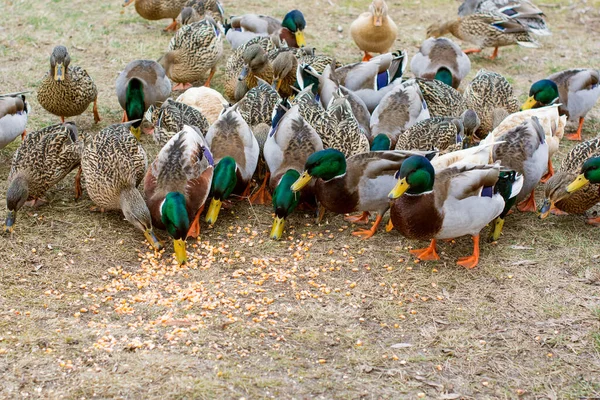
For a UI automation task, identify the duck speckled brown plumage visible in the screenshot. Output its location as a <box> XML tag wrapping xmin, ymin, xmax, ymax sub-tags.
<box><xmin>237</xmin><ymin>79</ymin><xmax>281</xmax><ymax>128</ymax></box>
<box><xmin>4</xmin><ymin>122</ymin><xmax>82</xmax><ymax>233</ymax></box>
<box><xmin>160</xmin><ymin>17</ymin><xmax>223</xmax><ymax>90</ymax></box>
<box><xmin>123</xmin><ymin>0</ymin><xmax>188</xmax><ymax>31</ymax></box>
<box><xmin>146</xmin><ymin>98</ymin><xmax>210</xmax><ymax>146</ymax></box>
<box><xmin>37</xmin><ymin>46</ymin><xmax>100</xmax><ymax>124</ymax></box>
<box><xmin>81</xmin><ymin>122</ymin><xmax>162</xmax><ymax>250</ymax></box>
<box><xmin>177</xmin><ymin>0</ymin><xmax>225</xmax><ymax>25</ymax></box>
<box><xmin>416</xmin><ymin>78</ymin><xmax>467</xmax><ymax>118</ymax></box>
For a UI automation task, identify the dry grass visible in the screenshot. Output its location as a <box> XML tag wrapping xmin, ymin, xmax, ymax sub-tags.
<box><xmin>2</xmin><ymin>0</ymin><xmax>600</xmax><ymax>398</ymax></box>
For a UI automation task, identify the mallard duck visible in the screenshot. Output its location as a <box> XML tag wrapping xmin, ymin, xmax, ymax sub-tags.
<box><xmin>264</xmin><ymin>103</ymin><xmax>323</xmax><ymax>239</ymax></box>
<box><xmin>350</xmin><ymin>0</ymin><xmax>398</xmax><ymax>61</ymax></box>
<box><xmin>4</xmin><ymin>122</ymin><xmax>82</xmax><ymax>233</ymax></box>
<box><xmin>230</xmin><ymin>10</ymin><xmax>306</xmax><ymax>48</ymax></box>
<box><xmin>540</xmin><ymin>138</ymin><xmax>600</xmax><ymax>223</ymax></box>
<box><xmin>410</xmin><ymin>37</ymin><xmax>471</xmax><ymax>89</ymax></box>
<box><xmin>204</xmin><ymin>105</ymin><xmax>259</xmax><ymax>225</ymax></box>
<box><xmin>234</xmin><ymin>44</ymin><xmax>275</xmax><ymax>101</ymax></box>
<box><xmin>37</xmin><ymin>46</ymin><xmax>100</xmax><ymax>124</ymax></box>
<box><xmin>330</xmin><ymin>50</ymin><xmax>406</xmax><ymax>93</ymax></box>
<box><xmin>0</xmin><ymin>93</ymin><xmax>30</xmax><ymax>149</ymax></box>
<box><xmin>81</xmin><ymin>122</ymin><xmax>161</xmax><ymax>250</ymax></box>
<box><xmin>271</xmin><ymin>50</ymin><xmax>298</xmax><ymax>98</ymax></box>
<box><xmin>122</xmin><ymin>0</ymin><xmax>188</xmax><ymax>31</ymax></box>
<box><xmin>426</xmin><ymin>12</ymin><xmax>539</xmax><ymax>60</ymax></box>
<box><xmin>291</xmin><ymin>149</ymin><xmax>432</xmax><ymax>238</ymax></box>
<box><xmin>416</xmin><ymin>78</ymin><xmax>467</xmax><ymax>118</ymax></box>
<box><xmin>146</xmin><ymin>98</ymin><xmax>210</xmax><ymax>145</ymax></box>
<box><xmin>395</xmin><ymin>109</ymin><xmax>480</xmax><ymax>153</ymax></box>
<box><xmin>144</xmin><ymin>125</ymin><xmax>214</xmax><ymax>265</ymax></box>
<box><xmin>177</xmin><ymin>0</ymin><xmax>225</xmax><ymax>25</ymax></box>
<box><xmin>370</xmin><ymin>80</ymin><xmax>431</xmax><ymax>147</ymax></box>
<box><xmin>297</xmin><ymin>50</ymin><xmax>340</xmax><ymax>75</ymax></box>
<box><xmin>458</xmin><ymin>0</ymin><xmax>550</xmax><ymax>36</ymax></box>
<box><xmin>464</xmin><ymin>69</ymin><xmax>520</xmax><ymax>139</ymax></box>
<box><xmin>521</xmin><ymin>69</ymin><xmax>600</xmax><ymax>141</ymax></box>
<box><xmin>116</xmin><ymin>60</ymin><xmax>171</xmax><ymax>140</ymax></box>
<box><xmin>159</xmin><ymin>17</ymin><xmax>223</xmax><ymax>91</ymax></box>
<box><xmin>388</xmin><ymin>156</ymin><xmax>522</xmax><ymax>268</ymax></box>
<box><xmin>237</xmin><ymin>78</ymin><xmax>281</xmax><ymax>127</ymax></box>
<box><xmin>175</xmin><ymin>86</ymin><xmax>228</xmax><ymax>124</ymax></box>
<box><xmin>327</xmin><ymin>90</ymin><xmax>371</xmax><ymax>156</ymax></box>
<box><xmin>558</xmin><ymin>156</ymin><xmax>600</xmax><ymax>225</ymax></box>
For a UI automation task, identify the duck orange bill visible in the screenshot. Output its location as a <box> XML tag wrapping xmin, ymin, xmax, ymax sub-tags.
<box><xmin>173</xmin><ymin>239</ymin><xmax>187</xmax><ymax>265</ymax></box>
<box><xmin>295</xmin><ymin>31</ymin><xmax>306</xmax><ymax>47</ymax></box>
<box><xmin>538</xmin><ymin>199</ymin><xmax>553</xmax><ymax>219</ymax></box>
<box><xmin>389</xmin><ymin>178</ymin><xmax>409</xmax><ymax>199</ymax></box>
<box><xmin>290</xmin><ymin>171</ymin><xmax>312</xmax><ymax>191</ymax></box>
<box><xmin>122</xmin><ymin>0</ymin><xmax>134</xmax><ymax>6</ymax></box>
<box><xmin>54</xmin><ymin>63</ymin><xmax>65</xmax><ymax>82</ymax></box>
<box><xmin>520</xmin><ymin>96</ymin><xmax>537</xmax><ymax>111</ymax></box>
<box><xmin>144</xmin><ymin>228</ymin><xmax>163</xmax><ymax>251</ymax></box>
<box><xmin>270</xmin><ymin>216</ymin><xmax>286</xmax><ymax>240</ymax></box>
<box><xmin>4</xmin><ymin>210</ymin><xmax>15</xmax><ymax>233</ymax></box>
<box><xmin>205</xmin><ymin>198</ymin><xmax>222</xmax><ymax>225</ymax></box>
<box><xmin>566</xmin><ymin>173</ymin><xmax>589</xmax><ymax>193</ymax></box>
<box><xmin>373</xmin><ymin>15</ymin><xmax>383</xmax><ymax>26</ymax></box>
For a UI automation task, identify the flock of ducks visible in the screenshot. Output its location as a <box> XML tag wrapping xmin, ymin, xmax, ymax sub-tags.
<box><xmin>1</xmin><ymin>0</ymin><xmax>599</xmax><ymax>268</ymax></box>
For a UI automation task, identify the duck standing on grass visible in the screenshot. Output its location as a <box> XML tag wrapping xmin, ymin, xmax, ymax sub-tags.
<box><xmin>350</xmin><ymin>0</ymin><xmax>397</xmax><ymax>61</ymax></box>
<box><xmin>122</xmin><ymin>0</ymin><xmax>188</xmax><ymax>32</ymax></box>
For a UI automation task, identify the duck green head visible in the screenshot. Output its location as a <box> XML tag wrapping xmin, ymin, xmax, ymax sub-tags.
<box><xmin>567</xmin><ymin>156</ymin><xmax>600</xmax><ymax>193</ymax></box>
<box><xmin>434</xmin><ymin>67</ymin><xmax>453</xmax><ymax>87</ymax></box>
<box><xmin>161</xmin><ymin>192</ymin><xmax>190</xmax><ymax>265</ymax></box>
<box><xmin>291</xmin><ymin>149</ymin><xmax>346</xmax><ymax>191</ymax></box>
<box><xmin>370</xmin><ymin>134</ymin><xmax>391</xmax><ymax>151</ymax></box>
<box><xmin>125</xmin><ymin>78</ymin><xmax>145</xmax><ymax>140</ymax></box>
<box><xmin>488</xmin><ymin>171</ymin><xmax>520</xmax><ymax>242</ymax></box>
<box><xmin>388</xmin><ymin>155</ymin><xmax>435</xmax><ymax>198</ymax></box>
<box><xmin>521</xmin><ymin>79</ymin><xmax>559</xmax><ymax>110</ymax></box>
<box><xmin>206</xmin><ymin>156</ymin><xmax>238</xmax><ymax>225</ymax></box>
<box><xmin>271</xmin><ymin>170</ymin><xmax>301</xmax><ymax>240</ymax></box>
<box><xmin>282</xmin><ymin>10</ymin><xmax>306</xmax><ymax>47</ymax></box>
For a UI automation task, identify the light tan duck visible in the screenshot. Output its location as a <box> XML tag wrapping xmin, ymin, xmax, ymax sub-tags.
<box><xmin>175</xmin><ymin>86</ymin><xmax>229</xmax><ymax>125</ymax></box>
<box><xmin>160</xmin><ymin>17</ymin><xmax>223</xmax><ymax>91</ymax></box>
<box><xmin>4</xmin><ymin>122</ymin><xmax>82</xmax><ymax>233</ymax></box>
<box><xmin>410</xmin><ymin>37</ymin><xmax>471</xmax><ymax>89</ymax></box>
<box><xmin>81</xmin><ymin>122</ymin><xmax>162</xmax><ymax>250</ymax></box>
<box><xmin>122</xmin><ymin>0</ymin><xmax>188</xmax><ymax>31</ymax></box>
<box><xmin>37</xmin><ymin>46</ymin><xmax>100</xmax><ymax>124</ymax></box>
<box><xmin>116</xmin><ymin>59</ymin><xmax>171</xmax><ymax>140</ymax></box>
<box><xmin>350</xmin><ymin>0</ymin><xmax>398</xmax><ymax>61</ymax></box>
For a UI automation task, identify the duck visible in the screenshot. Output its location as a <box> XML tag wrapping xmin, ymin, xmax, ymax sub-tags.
<box><xmin>539</xmin><ymin>138</ymin><xmax>600</xmax><ymax>224</ymax></box>
<box><xmin>521</xmin><ymin>69</ymin><xmax>600</xmax><ymax>141</ymax></box>
<box><xmin>291</xmin><ymin>149</ymin><xmax>433</xmax><ymax>239</ymax></box>
<box><xmin>175</xmin><ymin>86</ymin><xmax>228</xmax><ymax>124</ymax></box>
<box><xmin>159</xmin><ymin>17</ymin><xmax>223</xmax><ymax>91</ymax></box>
<box><xmin>464</xmin><ymin>69</ymin><xmax>520</xmax><ymax>139</ymax></box>
<box><xmin>237</xmin><ymin>78</ymin><xmax>282</xmax><ymax>128</ymax></box>
<box><xmin>235</xmin><ymin>44</ymin><xmax>275</xmax><ymax>101</ymax></box>
<box><xmin>176</xmin><ymin>0</ymin><xmax>225</xmax><ymax>25</ymax></box>
<box><xmin>81</xmin><ymin>122</ymin><xmax>162</xmax><ymax>250</ymax></box>
<box><xmin>326</xmin><ymin>90</ymin><xmax>371</xmax><ymax>156</ymax></box>
<box><xmin>122</xmin><ymin>0</ymin><xmax>188</xmax><ymax>31</ymax></box>
<box><xmin>37</xmin><ymin>46</ymin><xmax>100</xmax><ymax>124</ymax></box>
<box><xmin>204</xmin><ymin>105</ymin><xmax>259</xmax><ymax>225</ymax></box>
<box><xmin>146</xmin><ymin>98</ymin><xmax>210</xmax><ymax>146</ymax></box>
<box><xmin>410</xmin><ymin>37</ymin><xmax>471</xmax><ymax>89</ymax></box>
<box><xmin>329</xmin><ymin>50</ymin><xmax>406</xmax><ymax>93</ymax></box>
<box><xmin>4</xmin><ymin>122</ymin><xmax>82</xmax><ymax>233</ymax></box>
<box><xmin>395</xmin><ymin>109</ymin><xmax>480</xmax><ymax>153</ymax></box>
<box><xmin>0</xmin><ymin>93</ymin><xmax>30</xmax><ymax>149</ymax></box>
<box><xmin>370</xmin><ymin>79</ymin><xmax>431</xmax><ymax>147</ymax></box>
<box><xmin>116</xmin><ymin>60</ymin><xmax>171</xmax><ymax>140</ymax></box>
<box><xmin>144</xmin><ymin>125</ymin><xmax>214</xmax><ymax>265</ymax></box>
<box><xmin>388</xmin><ymin>155</ymin><xmax>522</xmax><ymax>268</ymax></box>
<box><xmin>230</xmin><ymin>10</ymin><xmax>307</xmax><ymax>48</ymax></box>
<box><xmin>426</xmin><ymin>12</ymin><xmax>539</xmax><ymax>60</ymax></box>
<box><xmin>350</xmin><ymin>0</ymin><xmax>398</xmax><ymax>61</ymax></box>
<box><xmin>458</xmin><ymin>0</ymin><xmax>550</xmax><ymax>36</ymax></box>
<box><xmin>556</xmin><ymin>156</ymin><xmax>600</xmax><ymax>225</ymax></box>
<box><xmin>264</xmin><ymin>103</ymin><xmax>323</xmax><ymax>239</ymax></box>
<box><xmin>271</xmin><ymin>50</ymin><xmax>298</xmax><ymax>98</ymax></box>
<box><xmin>415</xmin><ymin>78</ymin><xmax>468</xmax><ymax>118</ymax></box>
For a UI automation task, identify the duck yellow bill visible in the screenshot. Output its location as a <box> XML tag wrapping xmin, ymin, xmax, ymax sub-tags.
<box><xmin>373</xmin><ymin>15</ymin><xmax>383</xmax><ymax>26</ymax></box>
<box><xmin>272</xmin><ymin>79</ymin><xmax>282</xmax><ymax>91</ymax></box>
<box><xmin>4</xmin><ymin>210</ymin><xmax>15</xmax><ymax>233</ymax></box>
<box><xmin>130</xmin><ymin>126</ymin><xmax>141</xmax><ymax>141</ymax></box>
<box><xmin>144</xmin><ymin>228</ymin><xmax>163</xmax><ymax>251</ymax></box>
<box><xmin>173</xmin><ymin>238</ymin><xmax>187</xmax><ymax>265</ymax></box>
<box><xmin>490</xmin><ymin>217</ymin><xmax>505</xmax><ymax>242</ymax></box>
<box><xmin>205</xmin><ymin>198</ymin><xmax>222</xmax><ymax>225</ymax></box>
<box><xmin>520</xmin><ymin>96</ymin><xmax>537</xmax><ymax>111</ymax></box>
<box><xmin>270</xmin><ymin>216</ymin><xmax>286</xmax><ymax>240</ymax></box>
<box><xmin>290</xmin><ymin>171</ymin><xmax>312</xmax><ymax>192</ymax></box>
<box><xmin>295</xmin><ymin>31</ymin><xmax>306</xmax><ymax>47</ymax></box>
<box><xmin>538</xmin><ymin>199</ymin><xmax>553</xmax><ymax>219</ymax></box>
<box><xmin>388</xmin><ymin>178</ymin><xmax>410</xmax><ymax>199</ymax></box>
<box><xmin>566</xmin><ymin>173</ymin><xmax>589</xmax><ymax>193</ymax></box>
<box><xmin>54</xmin><ymin>63</ymin><xmax>65</xmax><ymax>82</ymax></box>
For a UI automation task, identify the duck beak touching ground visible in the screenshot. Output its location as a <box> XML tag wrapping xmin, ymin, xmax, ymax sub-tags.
<box><xmin>54</xmin><ymin>63</ymin><xmax>65</xmax><ymax>82</ymax></box>
<box><xmin>291</xmin><ymin>172</ymin><xmax>312</xmax><ymax>191</ymax></box>
<box><xmin>538</xmin><ymin>199</ymin><xmax>553</xmax><ymax>219</ymax></box>
<box><xmin>4</xmin><ymin>210</ymin><xmax>15</xmax><ymax>233</ymax></box>
<box><xmin>130</xmin><ymin>126</ymin><xmax>142</xmax><ymax>141</ymax></box>
<box><xmin>238</xmin><ymin>66</ymin><xmax>249</xmax><ymax>81</ymax></box>
<box><xmin>490</xmin><ymin>218</ymin><xmax>505</xmax><ymax>242</ymax></box>
<box><xmin>173</xmin><ymin>239</ymin><xmax>187</xmax><ymax>265</ymax></box>
<box><xmin>270</xmin><ymin>216</ymin><xmax>286</xmax><ymax>240</ymax></box>
<box><xmin>388</xmin><ymin>178</ymin><xmax>410</xmax><ymax>199</ymax></box>
<box><xmin>144</xmin><ymin>228</ymin><xmax>163</xmax><ymax>251</ymax></box>
<box><xmin>566</xmin><ymin>174</ymin><xmax>589</xmax><ymax>193</ymax></box>
<box><xmin>520</xmin><ymin>96</ymin><xmax>537</xmax><ymax>111</ymax></box>
<box><xmin>205</xmin><ymin>198</ymin><xmax>222</xmax><ymax>225</ymax></box>
<box><xmin>295</xmin><ymin>30</ymin><xmax>306</xmax><ymax>47</ymax></box>
<box><xmin>373</xmin><ymin>15</ymin><xmax>383</xmax><ymax>26</ymax></box>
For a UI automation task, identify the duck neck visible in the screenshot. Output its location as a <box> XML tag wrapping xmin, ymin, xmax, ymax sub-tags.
<box><xmin>6</xmin><ymin>173</ymin><xmax>29</xmax><ymax>212</ymax></box>
<box><xmin>126</xmin><ymin>78</ymin><xmax>145</xmax><ymax>127</ymax></box>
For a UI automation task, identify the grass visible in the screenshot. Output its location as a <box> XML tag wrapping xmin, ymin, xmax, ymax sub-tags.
<box><xmin>1</xmin><ymin>0</ymin><xmax>600</xmax><ymax>398</ymax></box>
